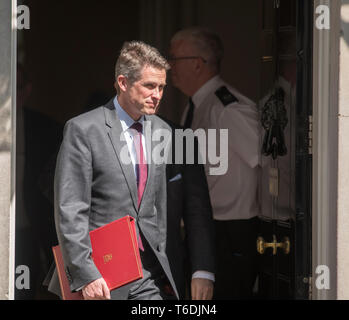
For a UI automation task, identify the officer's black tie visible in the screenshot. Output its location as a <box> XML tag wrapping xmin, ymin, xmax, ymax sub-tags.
<box><xmin>184</xmin><ymin>98</ymin><xmax>195</xmax><ymax>129</ymax></box>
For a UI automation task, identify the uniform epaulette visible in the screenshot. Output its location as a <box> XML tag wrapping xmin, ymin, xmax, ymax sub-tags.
<box><xmin>215</xmin><ymin>86</ymin><xmax>238</xmax><ymax>106</ymax></box>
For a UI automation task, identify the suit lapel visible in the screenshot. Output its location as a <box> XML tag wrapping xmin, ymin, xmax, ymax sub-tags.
<box><xmin>103</xmin><ymin>99</ymin><xmax>138</xmax><ymax>211</ymax></box>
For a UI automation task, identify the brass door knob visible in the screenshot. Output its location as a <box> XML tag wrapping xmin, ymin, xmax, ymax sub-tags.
<box><xmin>257</xmin><ymin>235</ymin><xmax>290</xmax><ymax>255</ymax></box>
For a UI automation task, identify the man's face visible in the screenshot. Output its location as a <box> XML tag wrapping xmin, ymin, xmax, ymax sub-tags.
<box><xmin>120</xmin><ymin>65</ymin><xmax>167</xmax><ymax>119</ymax></box>
<box><xmin>169</xmin><ymin>40</ymin><xmax>198</xmax><ymax>96</ymax></box>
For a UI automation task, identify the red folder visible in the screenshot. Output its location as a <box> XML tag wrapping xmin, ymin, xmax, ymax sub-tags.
<box><xmin>52</xmin><ymin>215</ymin><xmax>143</xmax><ymax>300</ymax></box>
<box><xmin>52</xmin><ymin>245</ymin><xmax>83</xmax><ymax>300</ymax></box>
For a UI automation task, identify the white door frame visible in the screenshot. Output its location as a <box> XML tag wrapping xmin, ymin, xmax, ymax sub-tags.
<box><xmin>0</xmin><ymin>0</ymin><xmax>17</xmax><ymax>300</ymax></box>
<box><xmin>312</xmin><ymin>0</ymin><xmax>341</xmax><ymax>300</ymax></box>
<box><xmin>9</xmin><ymin>0</ymin><xmax>17</xmax><ymax>300</ymax></box>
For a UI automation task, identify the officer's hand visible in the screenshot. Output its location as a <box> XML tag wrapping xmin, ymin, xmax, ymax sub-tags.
<box><xmin>191</xmin><ymin>278</ymin><xmax>214</xmax><ymax>300</ymax></box>
<box><xmin>82</xmin><ymin>278</ymin><xmax>111</xmax><ymax>300</ymax></box>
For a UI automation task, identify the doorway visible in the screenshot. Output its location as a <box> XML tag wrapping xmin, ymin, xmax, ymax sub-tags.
<box><xmin>257</xmin><ymin>0</ymin><xmax>313</xmax><ymax>299</ymax></box>
<box><xmin>16</xmin><ymin>0</ymin><xmax>312</xmax><ymax>299</ymax></box>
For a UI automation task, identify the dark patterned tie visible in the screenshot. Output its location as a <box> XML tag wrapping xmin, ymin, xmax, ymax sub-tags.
<box><xmin>130</xmin><ymin>122</ymin><xmax>148</xmax><ymax>207</ymax></box>
<box><xmin>130</xmin><ymin>122</ymin><xmax>147</xmax><ymax>251</ymax></box>
<box><xmin>184</xmin><ymin>97</ymin><xmax>195</xmax><ymax>129</ymax></box>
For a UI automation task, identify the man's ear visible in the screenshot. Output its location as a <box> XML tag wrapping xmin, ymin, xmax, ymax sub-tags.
<box><xmin>117</xmin><ymin>75</ymin><xmax>128</xmax><ymax>92</ymax></box>
<box><xmin>194</xmin><ymin>58</ymin><xmax>204</xmax><ymax>73</ymax></box>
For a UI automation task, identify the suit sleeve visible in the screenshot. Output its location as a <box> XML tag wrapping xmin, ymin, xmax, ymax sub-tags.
<box><xmin>183</xmin><ymin>137</ymin><xmax>215</xmax><ymax>275</ymax></box>
<box><xmin>54</xmin><ymin>120</ymin><xmax>101</xmax><ymax>292</ymax></box>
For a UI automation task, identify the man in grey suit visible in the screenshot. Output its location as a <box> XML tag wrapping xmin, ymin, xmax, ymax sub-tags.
<box><xmin>48</xmin><ymin>41</ymin><xmax>178</xmax><ymax>300</ymax></box>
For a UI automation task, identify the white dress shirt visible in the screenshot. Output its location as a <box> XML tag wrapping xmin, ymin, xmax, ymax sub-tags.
<box><xmin>113</xmin><ymin>96</ymin><xmax>147</xmax><ymax>177</ymax></box>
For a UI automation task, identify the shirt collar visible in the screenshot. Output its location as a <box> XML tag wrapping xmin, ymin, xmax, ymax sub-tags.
<box><xmin>113</xmin><ymin>96</ymin><xmax>144</xmax><ymax>132</ymax></box>
<box><xmin>191</xmin><ymin>75</ymin><xmax>222</xmax><ymax>108</ymax></box>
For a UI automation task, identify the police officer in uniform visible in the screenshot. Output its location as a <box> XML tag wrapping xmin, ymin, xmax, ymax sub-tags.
<box><xmin>169</xmin><ymin>27</ymin><xmax>260</xmax><ymax>299</ymax></box>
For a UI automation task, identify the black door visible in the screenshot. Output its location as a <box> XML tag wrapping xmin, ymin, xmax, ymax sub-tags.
<box><xmin>257</xmin><ymin>0</ymin><xmax>313</xmax><ymax>299</ymax></box>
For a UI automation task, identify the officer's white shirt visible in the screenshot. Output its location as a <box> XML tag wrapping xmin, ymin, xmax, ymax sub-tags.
<box><xmin>181</xmin><ymin>75</ymin><xmax>261</xmax><ymax>221</ymax></box>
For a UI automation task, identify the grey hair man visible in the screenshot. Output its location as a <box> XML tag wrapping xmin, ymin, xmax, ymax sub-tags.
<box><xmin>47</xmin><ymin>41</ymin><xmax>179</xmax><ymax>300</ymax></box>
<box><xmin>169</xmin><ymin>27</ymin><xmax>261</xmax><ymax>299</ymax></box>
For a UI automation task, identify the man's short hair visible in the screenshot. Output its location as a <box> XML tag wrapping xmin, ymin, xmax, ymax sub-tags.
<box><xmin>115</xmin><ymin>41</ymin><xmax>170</xmax><ymax>93</ymax></box>
<box><xmin>171</xmin><ymin>27</ymin><xmax>224</xmax><ymax>73</ymax></box>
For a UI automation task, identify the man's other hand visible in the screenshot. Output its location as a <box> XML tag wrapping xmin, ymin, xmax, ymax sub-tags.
<box><xmin>191</xmin><ymin>278</ymin><xmax>214</xmax><ymax>300</ymax></box>
<box><xmin>82</xmin><ymin>278</ymin><xmax>111</xmax><ymax>300</ymax></box>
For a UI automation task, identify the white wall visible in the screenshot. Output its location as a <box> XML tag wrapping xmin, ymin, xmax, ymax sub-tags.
<box><xmin>313</xmin><ymin>0</ymin><xmax>349</xmax><ymax>300</ymax></box>
<box><xmin>337</xmin><ymin>0</ymin><xmax>349</xmax><ymax>300</ymax></box>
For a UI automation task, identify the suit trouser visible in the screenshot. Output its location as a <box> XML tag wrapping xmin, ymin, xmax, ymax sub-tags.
<box><xmin>213</xmin><ymin>217</ymin><xmax>259</xmax><ymax>300</ymax></box>
<box><xmin>127</xmin><ymin>232</ymin><xmax>176</xmax><ymax>300</ymax></box>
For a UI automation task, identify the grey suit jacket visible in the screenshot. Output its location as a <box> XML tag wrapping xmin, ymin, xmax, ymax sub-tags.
<box><xmin>47</xmin><ymin>99</ymin><xmax>178</xmax><ymax>299</ymax></box>
<box><xmin>164</xmin><ymin>118</ymin><xmax>215</xmax><ymax>299</ymax></box>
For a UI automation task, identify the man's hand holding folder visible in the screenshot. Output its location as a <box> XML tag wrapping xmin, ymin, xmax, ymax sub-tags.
<box><xmin>82</xmin><ymin>278</ymin><xmax>111</xmax><ymax>300</ymax></box>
